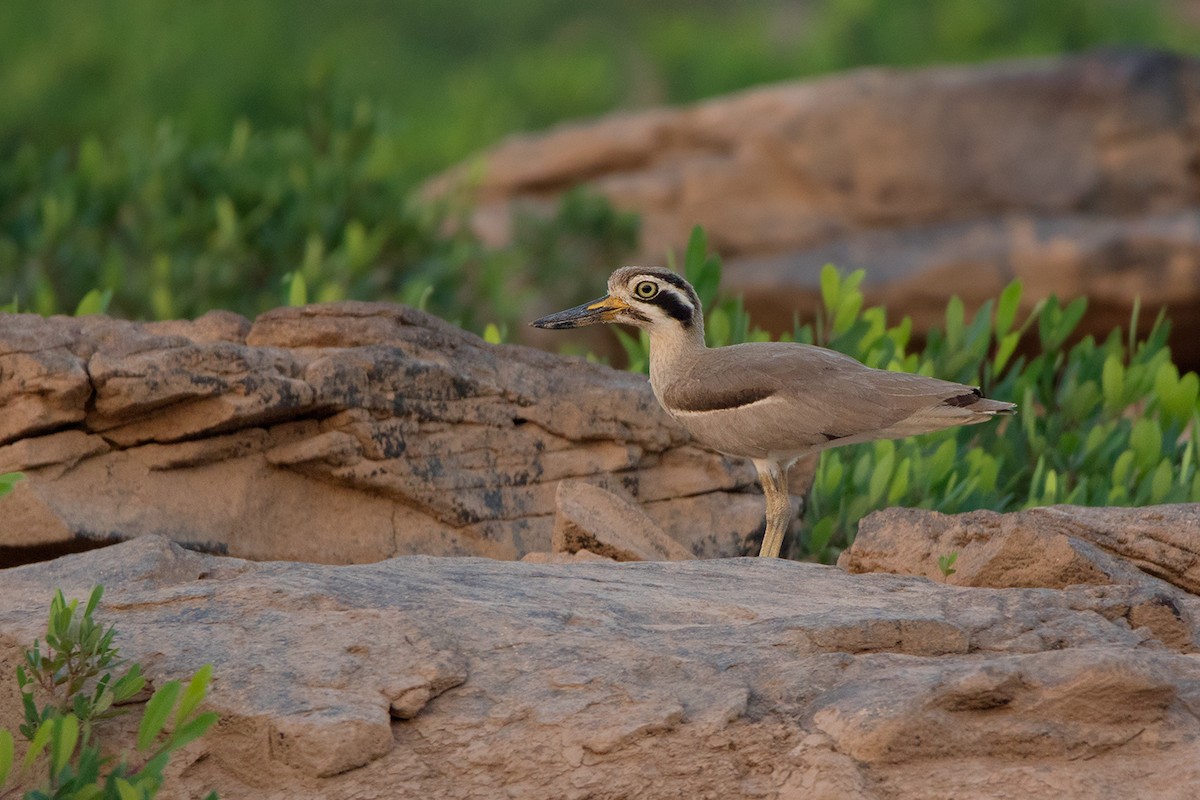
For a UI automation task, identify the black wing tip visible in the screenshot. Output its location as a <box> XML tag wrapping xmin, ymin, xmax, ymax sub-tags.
<box><xmin>943</xmin><ymin>389</ymin><xmax>984</xmax><ymax>408</ymax></box>
<box><xmin>943</xmin><ymin>388</ymin><xmax>1018</xmax><ymax>415</ymax></box>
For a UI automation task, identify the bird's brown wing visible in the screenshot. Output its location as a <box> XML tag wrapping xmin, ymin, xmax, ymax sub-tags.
<box><xmin>660</xmin><ymin>341</ymin><xmax>980</xmax><ymax>457</ymax></box>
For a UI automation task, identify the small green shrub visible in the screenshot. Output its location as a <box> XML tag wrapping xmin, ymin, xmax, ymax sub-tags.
<box><xmin>0</xmin><ymin>472</ymin><xmax>22</xmax><ymax>499</ymax></box>
<box><xmin>0</xmin><ymin>586</ymin><xmax>218</xmax><ymax>800</ymax></box>
<box><xmin>628</xmin><ymin>227</ymin><xmax>1200</xmax><ymax>561</ymax></box>
<box><xmin>938</xmin><ymin>552</ymin><xmax>959</xmax><ymax>580</ymax></box>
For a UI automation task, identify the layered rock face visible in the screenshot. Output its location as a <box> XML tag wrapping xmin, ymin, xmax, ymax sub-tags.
<box><xmin>0</xmin><ymin>304</ymin><xmax>763</xmax><ymax>563</ymax></box>
<box><xmin>429</xmin><ymin>49</ymin><xmax>1200</xmax><ymax>366</ymax></box>
<box><xmin>2</xmin><ymin>516</ymin><xmax>1200</xmax><ymax>800</ymax></box>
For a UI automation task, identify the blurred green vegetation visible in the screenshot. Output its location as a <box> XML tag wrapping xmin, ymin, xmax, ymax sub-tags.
<box><xmin>2</xmin><ymin>0</ymin><xmax>1197</xmax><ymax>181</ymax></box>
<box><xmin>1</xmin><ymin>0</ymin><xmax>1198</xmax><ymax>323</ymax></box>
<box><xmin>0</xmin><ymin>108</ymin><xmax>638</xmax><ymax>328</ymax></box>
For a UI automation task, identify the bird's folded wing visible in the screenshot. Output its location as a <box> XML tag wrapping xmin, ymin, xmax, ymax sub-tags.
<box><xmin>663</xmin><ymin>342</ymin><xmax>977</xmax><ymax>440</ymax></box>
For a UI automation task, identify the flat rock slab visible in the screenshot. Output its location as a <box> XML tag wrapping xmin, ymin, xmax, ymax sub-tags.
<box><xmin>3</xmin><ymin>537</ymin><xmax>1200</xmax><ymax>799</ymax></box>
<box><xmin>0</xmin><ymin>303</ymin><xmax>765</xmax><ymax>563</ymax></box>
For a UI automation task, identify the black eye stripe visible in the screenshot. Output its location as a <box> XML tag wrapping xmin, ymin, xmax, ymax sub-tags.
<box><xmin>645</xmin><ymin>288</ymin><xmax>694</xmax><ymax>328</ymax></box>
<box><xmin>653</xmin><ymin>272</ymin><xmax>701</xmax><ymax>310</ymax></box>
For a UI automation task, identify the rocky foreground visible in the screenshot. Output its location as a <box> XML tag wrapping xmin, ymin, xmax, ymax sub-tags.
<box><xmin>2</xmin><ymin>502</ymin><xmax>1200</xmax><ymax>800</ymax></box>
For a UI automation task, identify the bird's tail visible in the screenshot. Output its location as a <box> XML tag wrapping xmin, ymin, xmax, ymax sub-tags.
<box><xmin>969</xmin><ymin>398</ymin><xmax>1018</xmax><ymax>416</ymax></box>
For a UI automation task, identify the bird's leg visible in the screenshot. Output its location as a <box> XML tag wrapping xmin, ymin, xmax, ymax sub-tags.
<box><xmin>754</xmin><ymin>459</ymin><xmax>793</xmax><ymax>558</ymax></box>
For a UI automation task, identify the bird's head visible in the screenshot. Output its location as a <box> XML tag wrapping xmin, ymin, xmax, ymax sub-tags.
<box><xmin>531</xmin><ymin>267</ymin><xmax>703</xmax><ymax>334</ymax></box>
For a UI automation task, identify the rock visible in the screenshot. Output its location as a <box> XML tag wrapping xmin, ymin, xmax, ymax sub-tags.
<box><xmin>551</xmin><ymin>479</ymin><xmax>694</xmax><ymax>561</ymax></box>
<box><xmin>4</xmin><ymin>535</ymin><xmax>1200</xmax><ymax>798</ymax></box>
<box><xmin>0</xmin><ymin>304</ymin><xmax>764</xmax><ymax>563</ymax></box>
<box><xmin>428</xmin><ymin>49</ymin><xmax>1200</xmax><ymax>368</ymax></box>
<box><xmin>520</xmin><ymin>548</ymin><xmax>614</xmax><ymax>564</ymax></box>
<box><xmin>842</xmin><ymin>505</ymin><xmax>1200</xmax><ymax>590</ymax></box>
<box><xmin>840</xmin><ymin>505</ymin><xmax>1200</xmax><ymax>651</ymax></box>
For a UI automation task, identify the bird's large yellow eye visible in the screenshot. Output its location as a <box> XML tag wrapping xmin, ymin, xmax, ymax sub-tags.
<box><xmin>634</xmin><ymin>280</ymin><xmax>659</xmax><ymax>299</ymax></box>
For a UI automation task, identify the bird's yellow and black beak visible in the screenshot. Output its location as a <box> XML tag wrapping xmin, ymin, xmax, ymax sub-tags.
<box><xmin>530</xmin><ymin>295</ymin><xmax>630</xmax><ymax>329</ymax></box>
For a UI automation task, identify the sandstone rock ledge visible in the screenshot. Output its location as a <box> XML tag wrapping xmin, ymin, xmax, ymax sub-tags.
<box><xmin>4</xmin><ymin>532</ymin><xmax>1200</xmax><ymax>800</ymax></box>
<box><xmin>0</xmin><ymin>303</ymin><xmax>764</xmax><ymax>563</ymax></box>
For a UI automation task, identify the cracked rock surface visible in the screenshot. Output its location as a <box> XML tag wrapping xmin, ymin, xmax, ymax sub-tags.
<box><xmin>0</xmin><ymin>303</ymin><xmax>764</xmax><ymax>563</ymax></box>
<box><xmin>4</xmin><ymin>535</ymin><xmax>1200</xmax><ymax>799</ymax></box>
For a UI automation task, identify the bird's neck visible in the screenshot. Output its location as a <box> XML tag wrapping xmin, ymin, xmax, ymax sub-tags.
<box><xmin>647</xmin><ymin>319</ymin><xmax>706</xmax><ymax>389</ymax></box>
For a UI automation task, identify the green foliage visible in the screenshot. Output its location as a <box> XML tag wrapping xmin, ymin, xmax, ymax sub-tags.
<box><xmin>0</xmin><ymin>113</ymin><xmax>636</xmax><ymax>334</ymax></box>
<box><xmin>938</xmin><ymin>552</ymin><xmax>959</xmax><ymax>579</ymax></box>
<box><xmin>0</xmin><ymin>587</ymin><xmax>218</xmax><ymax>800</ymax></box>
<box><xmin>801</xmin><ymin>267</ymin><xmax>1200</xmax><ymax>560</ymax></box>
<box><xmin>0</xmin><ymin>1</ymin><xmax>1192</xmax><ymax>177</ymax></box>
<box><xmin>646</xmin><ymin>232</ymin><xmax>1200</xmax><ymax>562</ymax></box>
<box><xmin>0</xmin><ymin>114</ymin><xmax>479</xmax><ymax>325</ymax></box>
<box><xmin>0</xmin><ymin>1</ymin><xmax>1194</xmax><ymax>329</ymax></box>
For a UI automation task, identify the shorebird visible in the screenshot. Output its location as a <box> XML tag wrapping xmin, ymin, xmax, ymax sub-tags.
<box><xmin>532</xmin><ymin>267</ymin><xmax>1016</xmax><ymax>558</ymax></box>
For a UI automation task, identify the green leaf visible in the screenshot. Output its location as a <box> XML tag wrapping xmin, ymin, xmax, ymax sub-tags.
<box><xmin>808</xmin><ymin>517</ymin><xmax>835</xmax><ymax>554</ymax></box>
<box><xmin>73</xmin><ymin>288</ymin><xmax>113</xmax><ymax>317</ymax></box>
<box><xmin>818</xmin><ymin>456</ymin><xmax>844</xmax><ymax>497</ymax></box>
<box><xmin>1130</xmin><ymin>418</ymin><xmax>1162</xmax><ymax>473</ymax></box>
<box><xmin>286</xmin><ymin>272</ymin><xmax>307</xmax><ymax>307</ymax></box>
<box><xmin>482</xmin><ymin>323</ymin><xmax>502</xmax><ymax>345</ymax></box>
<box><xmin>1101</xmin><ymin>355</ymin><xmax>1125</xmax><ymax>409</ymax></box>
<box><xmin>994</xmin><ymin>280</ymin><xmax>1023</xmax><ymax>337</ymax></box>
<box><xmin>167</xmin><ymin>712</ymin><xmax>219</xmax><ymax>751</ymax></box>
<box><xmin>113</xmin><ymin>664</ymin><xmax>145</xmax><ymax>702</ymax></box>
<box><xmin>684</xmin><ymin>226</ymin><xmax>707</xmax><ymax>276</ymax></box>
<box><xmin>50</xmin><ymin>714</ymin><xmax>79</xmax><ymax>776</ymax></box>
<box><xmin>1112</xmin><ymin>450</ymin><xmax>1135</xmax><ymax>486</ymax></box>
<box><xmin>1150</xmin><ymin>459</ymin><xmax>1174</xmax><ymax>504</ymax></box>
<box><xmin>25</xmin><ymin>718</ymin><xmax>54</xmax><ymax>768</ymax></box>
<box><xmin>0</xmin><ymin>471</ymin><xmax>24</xmax><ymax>496</ymax></box>
<box><xmin>1053</xmin><ymin>297</ymin><xmax>1087</xmax><ymax>348</ymax></box>
<box><xmin>993</xmin><ymin>331</ymin><xmax>1020</xmax><ymax>375</ymax></box>
<box><xmin>832</xmin><ymin>290</ymin><xmax>864</xmax><ymax>336</ymax></box>
<box><xmin>175</xmin><ymin>665</ymin><xmax>213</xmax><ymax>727</ymax></box>
<box><xmin>888</xmin><ymin>457</ymin><xmax>911</xmax><ymax>505</ymax></box>
<box><xmin>819</xmin><ymin>264</ymin><xmax>840</xmax><ymax>312</ymax></box>
<box><xmin>868</xmin><ymin>444</ymin><xmax>895</xmax><ymax>505</ymax></box>
<box><xmin>83</xmin><ymin>586</ymin><xmax>104</xmax><ymax>619</ymax></box>
<box><xmin>137</xmin><ymin>681</ymin><xmax>182</xmax><ymax>751</ymax></box>
<box><xmin>115</xmin><ymin>777</ymin><xmax>141</xmax><ymax>800</ymax></box>
<box><xmin>707</xmin><ymin>306</ymin><xmax>731</xmax><ymax>347</ymax></box>
<box><xmin>945</xmin><ymin>296</ymin><xmax>964</xmax><ymax>349</ymax></box>
<box><xmin>0</xmin><ymin>729</ymin><xmax>13</xmax><ymax>786</ymax></box>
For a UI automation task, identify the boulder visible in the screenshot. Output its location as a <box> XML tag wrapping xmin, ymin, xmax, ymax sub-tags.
<box><xmin>841</xmin><ymin>504</ymin><xmax>1200</xmax><ymax>652</ymax></box>
<box><xmin>0</xmin><ymin>304</ymin><xmax>764</xmax><ymax>564</ymax></box>
<box><xmin>3</xmin><ymin>535</ymin><xmax>1200</xmax><ymax>798</ymax></box>
<box><xmin>428</xmin><ymin>49</ymin><xmax>1200</xmax><ymax>368</ymax></box>
<box><xmin>550</xmin><ymin>479</ymin><xmax>694</xmax><ymax>561</ymax></box>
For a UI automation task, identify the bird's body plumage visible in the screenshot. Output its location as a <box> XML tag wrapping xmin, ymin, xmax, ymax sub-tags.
<box><xmin>532</xmin><ymin>266</ymin><xmax>1015</xmax><ymax>557</ymax></box>
<box><xmin>655</xmin><ymin>339</ymin><xmax>1011</xmax><ymax>461</ymax></box>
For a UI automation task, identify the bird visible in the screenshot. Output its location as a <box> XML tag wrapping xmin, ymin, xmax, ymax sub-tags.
<box><xmin>531</xmin><ymin>266</ymin><xmax>1016</xmax><ymax>559</ymax></box>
